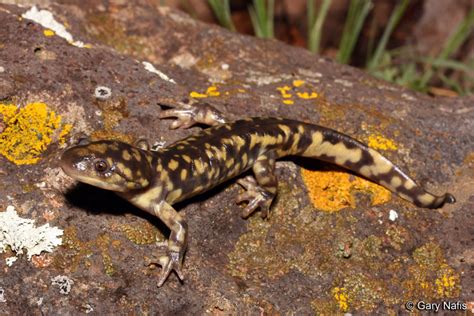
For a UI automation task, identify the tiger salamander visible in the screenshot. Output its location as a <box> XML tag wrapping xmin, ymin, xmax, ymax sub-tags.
<box><xmin>60</xmin><ymin>103</ymin><xmax>455</xmax><ymax>286</ymax></box>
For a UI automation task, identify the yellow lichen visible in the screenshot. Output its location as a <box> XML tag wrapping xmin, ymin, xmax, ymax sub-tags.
<box><xmin>332</xmin><ymin>287</ymin><xmax>349</xmax><ymax>312</ymax></box>
<box><xmin>0</xmin><ymin>102</ymin><xmax>72</xmax><ymax>165</ymax></box>
<box><xmin>206</xmin><ymin>85</ymin><xmax>220</xmax><ymax>97</ymax></box>
<box><xmin>435</xmin><ymin>264</ymin><xmax>460</xmax><ymax>297</ymax></box>
<box><xmin>296</xmin><ymin>92</ymin><xmax>318</xmax><ymax>99</ymax></box>
<box><xmin>189</xmin><ymin>91</ymin><xmax>207</xmax><ymax>98</ymax></box>
<box><xmin>276</xmin><ymin>86</ymin><xmax>292</xmax><ymax>98</ymax></box>
<box><xmin>301</xmin><ymin>167</ymin><xmax>391</xmax><ymax>212</ymax></box>
<box><xmin>43</xmin><ymin>29</ymin><xmax>55</xmax><ymax>37</ymax></box>
<box><xmin>277</xmin><ymin>81</ymin><xmax>320</xmax><ymax>105</ymax></box>
<box><xmin>367</xmin><ymin>134</ymin><xmax>398</xmax><ymax>151</ymax></box>
<box><xmin>292</xmin><ymin>79</ymin><xmax>305</xmax><ymax>87</ymax></box>
<box><xmin>0</xmin><ymin>103</ymin><xmax>18</xmax><ymax>121</ymax></box>
<box><xmin>58</xmin><ymin>123</ymin><xmax>73</xmax><ymax>145</ymax></box>
<box><xmin>189</xmin><ymin>85</ymin><xmax>221</xmax><ymax>98</ymax></box>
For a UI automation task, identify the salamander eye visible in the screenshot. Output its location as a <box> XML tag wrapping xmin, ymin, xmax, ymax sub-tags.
<box><xmin>94</xmin><ymin>159</ymin><xmax>109</xmax><ymax>173</ymax></box>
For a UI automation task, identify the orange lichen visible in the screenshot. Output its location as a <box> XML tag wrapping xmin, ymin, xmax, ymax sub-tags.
<box><xmin>367</xmin><ymin>134</ymin><xmax>398</xmax><ymax>151</ymax></box>
<box><xmin>31</xmin><ymin>253</ymin><xmax>53</xmax><ymax>268</ymax></box>
<box><xmin>301</xmin><ymin>167</ymin><xmax>391</xmax><ymax>212</ymax></box>
<box><xmin>282</xmin><ymin>100</ymin><xmax>294</xmax><ymax>105</ymax></box>
<box><xmin>0</xmin><ymin>102</ymin><xmax>72</xmax><ymax>165</ymax></box>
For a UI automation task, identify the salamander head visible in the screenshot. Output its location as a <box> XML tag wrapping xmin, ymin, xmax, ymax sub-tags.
<box><xmin>60</xmin><ymin>140</ymin><xmax>154</xmax><ymax>192</ymax></box>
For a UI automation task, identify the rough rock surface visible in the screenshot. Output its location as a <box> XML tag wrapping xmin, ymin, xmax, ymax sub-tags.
<box><xmin>0</xmin><ymin>2</ymin><xmax>472</xmax><ymax>314</ymax></box>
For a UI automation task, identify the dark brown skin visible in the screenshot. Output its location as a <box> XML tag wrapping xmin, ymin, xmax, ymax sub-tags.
<box><xmin>60</xmin><ymin>104</ymin><xmax>455</xmax><ymax>287</ymax></box>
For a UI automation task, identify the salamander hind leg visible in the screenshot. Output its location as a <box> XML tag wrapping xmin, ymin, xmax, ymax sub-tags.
<box><xmin>149</xmin><ymin>201</ymin><xmax>188</xmax><ymax>287</ymax></box>
<box><xmin>236</xmin><ymin>152</ymin><xmax>277</xmax><ymax>219</ymax></box>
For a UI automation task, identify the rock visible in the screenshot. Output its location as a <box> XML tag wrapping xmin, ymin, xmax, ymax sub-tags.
<box><xmin>0</xmin><ymin>2</ymin><xmax>472</xmax><ymax>314</ymax></box>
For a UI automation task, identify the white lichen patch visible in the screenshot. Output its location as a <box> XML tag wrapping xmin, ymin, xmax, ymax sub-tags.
<box><xmin>5</xmin><ymin>256</ymin><xmax>17</xmax><ymax>266</ymax></box>
<box><xmin>142</xmin><ymin>61</ymin><xmax>176</xmax><ymax>84</ymax></box>
<box><xmin>51</xmin><ymin>275</ymin><xmax>74</xmax><ymax>295</ymax></box>
<box><xmin>22</xmin><ymin>6</ymin><xmax>86</xmax><ymax>48</ymax></box>
<box><xmin>0</xmin><ymin>287</ymin><xmax>5</xmax><ymax>303</ymax></box>
<box><xmin>334</xmin><ymin>78</ymin><xmax>353</xmax><ymax>87</ymax></box>
<box><xmin>171</xmin><ymin>52</ymin><xmax>198</xmax><ymax>68</ymax></box>
<box><xmin>94</xmin><ymin>86</ymin><xmax>112</xmax><ymax>100</ymax></box>
<box><xmin>245</xmin><ymin>71</ymin><xmax>292</xmax><ymax>86</ymax></box>
<box><xmin>0</xmin><ymin>206</ymin><xmax>63</xmax><ymax>261</ymax></box>
<box><xmin>388</xmin><ymin>209</ymin><xmax>399</xmax><ymax>221</ymax></box>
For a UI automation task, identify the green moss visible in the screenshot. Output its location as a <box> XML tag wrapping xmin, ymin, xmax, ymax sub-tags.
<box><xmin>403</xmin><ymin>242</ymin><xmax>461</xmax><ymax>299</ymax></box>
<box><xmin>95</xmin><ymin>97</ymin><xmax>129</xmax><ymax>130</ymax></box>
<box><xmin>53</xmin><ymin>226</ymin><xmax>93</xmax><ymax>271</ymax></box>
<box><xmin>96</xmin><ymin>234</ymin><xmax>115</xmax><ymax>276</ymax></box>
<box><xmin>86</xmin><ymin>13</ymin><xmax>147</xmax><ymax>56</ymax></box>
<box><xmin>120</xmin><ymin>222</ymin><xmax>164</xmax><ymax>245</ymax></box>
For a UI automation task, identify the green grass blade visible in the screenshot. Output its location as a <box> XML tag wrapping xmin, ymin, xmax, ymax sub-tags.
<box><xmin>367</xmin><ymin>0</ymin><xmax>410</xmax><ymax>71</ymax></box>
<box><xmin>419</xmin><ymin>9</ymin><xmax>474</xmax><ymax>87</ymax></box>
<box><xmin>208</xmin><ymin>0</ymin><xmax>236</xmax><ymax>31</ymax></box>
<box><xmin>438</xmin><ymin>73</ymin><xmax>463</xmax><ymax>94</ymax></box>
<box><xmin>337</xmin><ymin>0</ymin><xmax>373</xmax><ymax>64</ymax></box>
<box><xmin>307</xmin><ymin>0</ymin><xmax>315</xmax><ymax>32</ymax></box>
<box><xmin>249</xmin><ymin>0</ymin><xmax>274</xmax><ymax>38</ymax></box>
<box><xmin>416</xmin><ymin>57</ymin><xmax>474</xmax><ymax>73</ymax></box>
<box><xmin>308</xmin><ymin>0</ymin><xmax>332</xmax><ymax>53</ymax></box>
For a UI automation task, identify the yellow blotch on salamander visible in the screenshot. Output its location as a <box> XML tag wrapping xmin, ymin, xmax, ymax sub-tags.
<box><xmin>0</xmin><ymin>102</ymin><xmax>72</xmax><ymax>165</ymax></box>
<box><xmin>301</xmin><ymin>167</ymin><xmax>391</xmax><ymax>212</ymax></box>
<box><xmin>367</xmin><ymin>133</ymin><xmax>398</xmax><ymax>151</ymax></box>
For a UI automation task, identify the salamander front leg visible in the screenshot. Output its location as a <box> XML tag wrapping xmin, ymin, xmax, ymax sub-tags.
<box><xmin>159</xmin><ymin>102</ymin><xmax>226</xmax><ymax>128</ymax></box>
<box><xmin>236</xmin><ymin>153</ymin><xmax>277</xmax><ymax>219</ymax></box>
<box><xmin>150</xmin><ymin>201</ymin><xmax>188</xmax><ymax>287</ymax></box>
